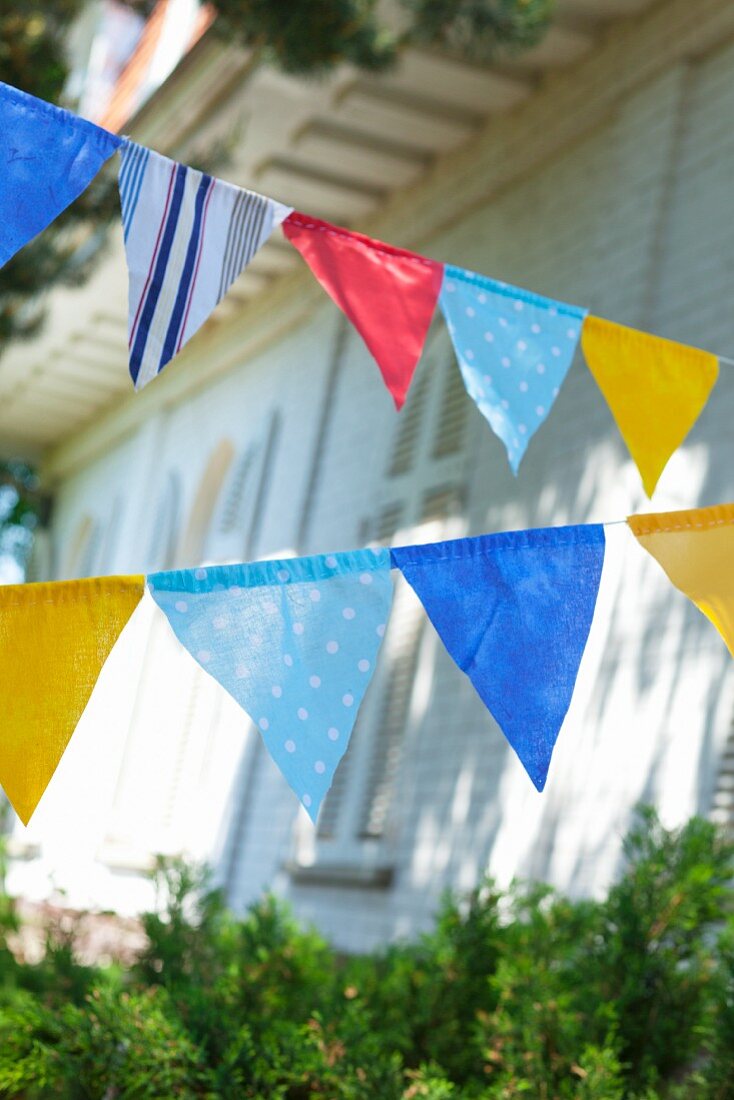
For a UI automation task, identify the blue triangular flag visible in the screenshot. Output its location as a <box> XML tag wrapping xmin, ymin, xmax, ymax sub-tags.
<box><xmin>391</xmin><ymin>525</ymin><xmax>605</xmax><ymax>790</ymax></box>
<box><xmin>0</xmin><ymin>82</ymin><xmax>122</xmax><ymax>268</ymax></box>
<box><xmin>440</xmin><ymin>266</ymin><xmax>587</xmax><ymax>474</ymax></box>
<box><xmin>149</xmin><ymin>550</ymin><xmax>393</xmax><ymax>822</ymax></box>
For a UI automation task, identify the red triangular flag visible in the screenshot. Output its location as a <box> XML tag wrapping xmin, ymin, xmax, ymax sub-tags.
<box><xmin>283</xmin><ymin>213</ymin><xmax>443</xmax><ymax>409</ymax></box>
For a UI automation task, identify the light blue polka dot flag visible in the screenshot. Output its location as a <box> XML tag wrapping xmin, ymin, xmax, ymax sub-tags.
<box><xmin>440</xmin><ymin>265</ymin><xmax>588</xmax><ymax>473</ymax></box>
<box><xmin>148</xmin><ymin>550</ymin><xmax>393</xmax><ymax>821</ymax></box>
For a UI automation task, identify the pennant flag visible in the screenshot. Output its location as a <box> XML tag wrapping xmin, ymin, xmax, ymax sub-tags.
<box><xmin>391</xmin><ymin>525</ymin><xmax>605</xmax><ymax>790</ymax></box>
<box><xmin>0</xmin><ymin>576</ymin><xmax>144</xmax><ymax>824</ymax></box>
<box><xmin>149</xmin><ymin>551</ymin><xmax>393</xmax><ymax>821</ymax></box>
<box><xmin>120</xmin><ymin>141</ymin><xmax>292</xmax><ymax>389</ymax></box>
<box><xmin>628</xmin><ymin>503</ymin><xmax>734</xmax><ymax>656</ymax></box>
<box><xmin>581</xmin><ymin>315</ymin><xmax>719</xmax><ymax>498</ymax></box>
<box><xmin>440</xmin><ymin>266</ymin><xmax>586</xmax><ymax>473</ymax></box>
<box><xmin>283</xmin><ymin>212</ymin><xmax>443</xmax><ymax>409</ymax></box>
<box><xmin>0</xmin><ymin>81</ymin><xmax>122</xmax><ymax>268</ymax></box>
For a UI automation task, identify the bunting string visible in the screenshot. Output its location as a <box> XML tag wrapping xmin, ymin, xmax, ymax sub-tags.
<box><xmin>2</xmin><ymin>501</ymin><xmax>734</xmax><ymax>828</ymax></box>
<box><xmin>2</xmin><ymin>80</ymin><xmax>733</xmax><ymax>497</ymax></box>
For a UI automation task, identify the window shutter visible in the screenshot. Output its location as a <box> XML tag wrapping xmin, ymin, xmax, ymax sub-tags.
<box><xmin>388</xmin><ymin>361</ymin><xmax>433</xmax><ymax>477</ymax></box>
<box><xmin>357</xmin><ymin>579</ymin><xmax>425</xmax><ymax>839</ymax></box>
<box><xmin>309</xmin><ymin>341</ymin><xmax>468</xmax><ymax>852</ymax></box>
<box><xmin>432</xmin><ymin>356</ymin><xmax>469</xmax><ymax>459</ymax></box>
<box><xmin>317</xmin><ymin>503</ymin><xmax>406</xmax><ymax>839</ymax></box>
<box><xmin>373</xmin><ymin>501</ymin><xmax>404</xmax><ymax>544</ymax></box>
<box><xmin>420</xmin><ymin>485</ymin><xmax>463</xmax><ymax>522</ymax></box>
<box><xmin>317</xmin><ymin>743</ymin><xmax>353</xmax><ymax>839</ymax></box>
<box><xmin>357</xmin><ymin>489</ymin><xmax>456</xmax><ymax>840</ymax></box>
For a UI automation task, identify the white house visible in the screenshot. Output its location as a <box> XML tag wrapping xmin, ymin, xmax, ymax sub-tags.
<box><xmin>2</xmin><ymin>0</ymin><xmax>734</xmax><ymax>951</ymax></box>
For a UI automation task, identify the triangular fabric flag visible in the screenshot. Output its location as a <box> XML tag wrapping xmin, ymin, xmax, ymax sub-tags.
<box><xmin>120</xmin><ymin>141</ymin><xmax>292</xmax><ymax>389</ymax></box>
<box><xmin>440</xmin><ymin>266</ymin><xmax>587</xmax><ymax>473</ymax></box>
<box><xmin>0</xmin><ymin>576</ymin><xmax>144</xmax><ymax>824</ymax></box>
<box><xmin>391</xmin><ymin>525</ymin><xmax>605</xmax><ymax>790</ymax></box>
<box><xmin>283</xmin><ymin>212</ymin><xmax>444</xmax><ymax>409</ymax></box>
<box><xmin>628</xmin><ymin>503</ymin><xmax>734</xmax><ymax>656</ymax></box>
<box><xmin>0</xmin><ymin>81</ymin><xmax>122</xmax><ymax>268</ymax></box>
<box><xmin>148</xmin><ymin>550</ymin><xmax>393</xmax><ymax>821</ymax></box>
<box><xmin>581</xmin><ymin>315</ymin><xmax>719</xmax><ymax>498</ymax></box>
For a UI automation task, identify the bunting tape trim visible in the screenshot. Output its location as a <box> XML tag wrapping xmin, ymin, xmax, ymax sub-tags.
<box><xmin>627</xmin><ymin>502</ymin><xmax>734</xmax><ymax>535</ymax></box>
<box><xmin>284</xmin><ymin>213</ymin><xmax>440</xmax><ymax>269</ymax></box>
<box><xmin>443</xmin><ymin>265</ymin><xmax>587</xmax><ymax>319</ymax></box>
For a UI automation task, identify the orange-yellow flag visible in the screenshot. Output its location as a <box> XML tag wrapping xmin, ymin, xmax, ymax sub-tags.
<box><xmin>0</xmin><ymin>575</ymin><xmax>144</xmax><ymax>824</ymax></box>
<box><xmin>582</xmin><ymin>316</ymin><xmax>718</xmax><ymax>498</ymax></box>
<box><xmin>628</xmin><ymin>504</ymin><xmax>734</xmax><ymax>656</ymax></box>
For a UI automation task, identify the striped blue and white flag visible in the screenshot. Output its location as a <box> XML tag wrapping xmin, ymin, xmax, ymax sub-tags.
<box><xmin>119</xmin><ymin>141</ymin><xmax>292</xmax><ymax>389</ymax></box>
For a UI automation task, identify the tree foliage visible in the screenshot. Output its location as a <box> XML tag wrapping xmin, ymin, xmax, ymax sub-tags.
<box><xmin>0</xmin><ymin>810</ymin><xmax>731</xmax><ymax>1097</ymax></box>
<box><xmin>211</xmin><ymin>0</ymin><xmax>554</xmax><ymax>74</ymax></box>
<box><xmin>404</xmin><ymin>0</ymin><xmax>554</xmax><ymax>66</ymax></box>
<box><xmin>0</xmin><ymin>462</ymin><xmax>43</xmax><ymax>576</ymax></box>
<box><xmin>0</xmin><ymin>1</ymin><xmax>119</xmax><ymax>354</ymax></box>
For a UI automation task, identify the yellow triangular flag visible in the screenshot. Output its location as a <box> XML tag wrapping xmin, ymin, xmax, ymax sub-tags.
<box><xmin>582</xmin><ymin>316</ymin><xmax>718</xmax><ymax>497</ymax></box>
<box><xmin>628</xmin><ymin>504</ymin><xmax>734</xmax><ymax>656</ymax></box>
<box><xmin>0</xmin><ymin>575</ymin><xmax>144</xmax><ymax>824</ymax></box>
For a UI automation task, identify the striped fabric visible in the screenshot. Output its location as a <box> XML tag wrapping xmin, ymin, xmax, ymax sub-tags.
<box><xmin>118</xmin><ymin>141</ymin><xmax>292</xmax><ymax>389</ymax></box>
<box><xmin>119</xmin><ymin>141</ymin><xmax>150</xmax><ymax>241</ymax></box>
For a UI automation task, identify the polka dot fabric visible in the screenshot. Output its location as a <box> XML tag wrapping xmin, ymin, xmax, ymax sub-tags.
<box><xmin>440</xmin><ymin>265</ymin><xmax>587</xmax><ymax>473</ymax></box>
<box><xmin>148</xmin><ymin>549</ymin><xmax>393</xmax><ymax>822</ymax></box>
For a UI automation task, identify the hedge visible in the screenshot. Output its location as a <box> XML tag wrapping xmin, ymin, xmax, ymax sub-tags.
<box><xmin>0</xmin><ymin>808</ymin><xmax>731</xmax><ymax>1098</ymax></box>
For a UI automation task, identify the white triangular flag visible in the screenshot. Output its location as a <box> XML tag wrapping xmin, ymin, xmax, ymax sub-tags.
<box><xmin>119</xmin><ymin>141</ymin><xmax>292</xmax><ymax>389</ymax></box>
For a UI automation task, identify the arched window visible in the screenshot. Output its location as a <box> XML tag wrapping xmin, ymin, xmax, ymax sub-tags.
<box><xmin>62</xmin><ymin>514</ymin><xmax>101</xmax><ymax>579</ymax></box>
<box><xmin>145</xmin><ymin>471</ymin><xmax>182</xmax><ymax>571</ymax></box>
<box><xmin>99</xmin><ymin>496</ymin><xmax>125</xmax><ymax>574</ymax></box>
<box><xmin>175</xmin><ymin>439</ymin><xmax>235</xmax><ymax>567</ymax></box>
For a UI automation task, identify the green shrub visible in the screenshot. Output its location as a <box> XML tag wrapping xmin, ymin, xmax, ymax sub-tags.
<box><xmin>0</xmin><ymin>808</ymin><xmax>730</xmax><ymax>1098</ymax></box>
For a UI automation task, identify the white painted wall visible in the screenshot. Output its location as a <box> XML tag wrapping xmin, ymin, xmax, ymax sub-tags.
<box><xmin>9</xmin><ymin>1</ymin><xmax>734</xmax><ymax>950</ymax></box>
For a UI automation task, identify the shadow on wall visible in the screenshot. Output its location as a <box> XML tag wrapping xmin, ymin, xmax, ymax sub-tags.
<box><xmin>398</xmin><ymin>361</ymin><xmax>734</xmax><ymax>923</ymax></box>
<box><xmin>212</xmin><ymin>351</ymin><xmax>734</xmax><ymax>948</ymax></box>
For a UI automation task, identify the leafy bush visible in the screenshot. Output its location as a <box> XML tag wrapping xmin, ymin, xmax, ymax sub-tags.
<box><xmin>0</xmin><ymin>809</ymin><xmax>731</xmax><ymax>1098</ymax></box>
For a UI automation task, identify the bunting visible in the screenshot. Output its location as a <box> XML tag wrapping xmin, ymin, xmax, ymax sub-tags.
<box><xmin>0</xmin><ymin>576</ymin><xmax>144</xmax><ymax>824</ymax></box>
<box><xmin>581</xmin><ymin>316</ymin><xmax>719</xmax><ymax>497</ymax></box>
<box><xmin>1</xmin><ymin>507</ymin><xmax>734</xmax><ymax>825</ymax></box>
<box><xmin>0</xmin><ymin>80</ymin><xmax>731</xmax><ymax>491</ymax></box>
<box><xmin>283</xmin><ymin>212</ymin><xmax>444</xmax><ymax>409</ymax></box>
<box><xmin>391</xmin><ymin>525</ymin><xmax>605</xmax><ymax>790</ymax></box>
<box><xmin>440</xmin><ymin>266</ymin><xmax>586</xmax><ymax>472</ymax></box>
<box><xmin>628</xmin><ymin>504</ymin><xmax>734</xmax><ymax>656</ymax></box>
<box><xmin>120</xmin><ymin>142</ymin><xmax>292</xmax><ymax>389</ymax></box>
<box><xmin>0</xmin><ymin>81</ymin><xmax>121</xmax><ymax>268</ymax></box>
<box><xmin>148</xmin><ymin>551</ymin><xmax>393</xmax><ymax>821</ymax></box>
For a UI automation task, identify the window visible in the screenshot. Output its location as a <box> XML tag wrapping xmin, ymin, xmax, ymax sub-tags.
<box><xmin>291</xmin><ymin>328</ymin><xmax>471</xmax><ymax>878</ymax></box>
<box><xmin>99</xmin><ymin>495</ymin><xmax>125</xmax><ymax>573</ymax></box>
<box><xmin>145</xmin><ymin>472</ymin><xmax>181</xmax><ymax>571</ymax></box>
<box><xmin>176</xmin><ymin>439</ymin><xmax>235</xmax><ymax>567</ymax></box>
<box><xmin>62</xmin><ymin>514</ymin><xmax>100</xmax><ymax>578</ymax></box>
